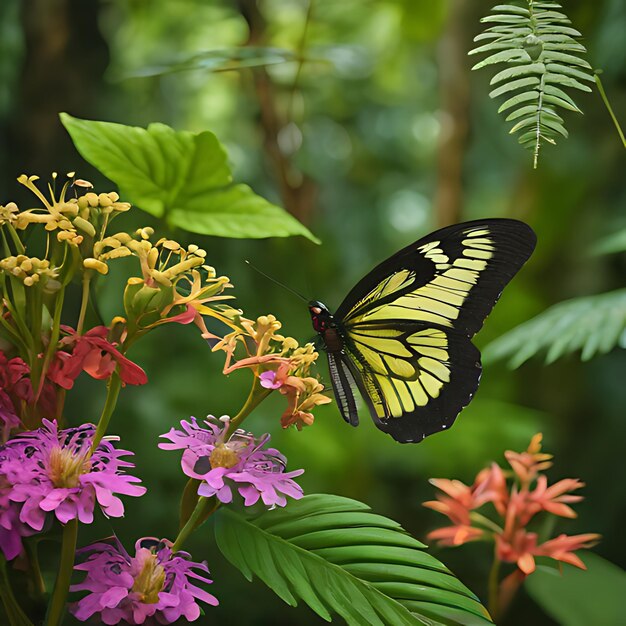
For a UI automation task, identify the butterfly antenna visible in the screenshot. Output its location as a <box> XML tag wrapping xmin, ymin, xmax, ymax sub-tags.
<box><xmin>245</xmin><ymin>260</ymin><xmax>309</xmax><ymax>303</ymax></box>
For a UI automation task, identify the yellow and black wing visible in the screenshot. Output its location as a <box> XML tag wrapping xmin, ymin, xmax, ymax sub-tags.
<box><xmin>334</xmin><ymin>219</ymin><xmax>536</xmax><ymax>443</ymax></box>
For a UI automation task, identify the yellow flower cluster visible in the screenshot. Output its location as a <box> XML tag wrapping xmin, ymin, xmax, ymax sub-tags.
<box><xmin>0</xmin><ymin>202</ymin><xmax>18</xmax><ymax>226</ymax></box>
<box><xmin>0</xmin><ymin>255</ymin><xmax>60</xmax><ymax>290</ymax></box>
<box><xmin>13</xmin><ymin>175</ymin><xmax>129</xmax><ymax>249</ymax></box>
<box><xmin>214</xmin><ymin>314</ymin><xmax>331</xmax><ymax>430</ymax></box>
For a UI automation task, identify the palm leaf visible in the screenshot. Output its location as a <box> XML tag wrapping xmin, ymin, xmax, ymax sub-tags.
<box><xmin>214</xmin><ymin>494</ymin><xmax>492</xmax><ymax>625</ymax></box>
<box><xmin>469</xmin><ymin>1</ymin><xmax>594</xmax><ymax>167</ymax></box>
<box><xmin>483</xmin><ymin>289</ymin><xmax>626</xmax><ymax>367</ymax></box>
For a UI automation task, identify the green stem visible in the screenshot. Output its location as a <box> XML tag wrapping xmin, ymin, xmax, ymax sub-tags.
<box><xmin>76</xmin><ymin>272</ymin><xmax>92</xmax><ymax>335</ymax></box>
<box><xmin>227</xmin><ymin>377</ymin><xmax>271</xmax><ymax>437</ymax></box>
<box><xmin>595</xmin><ymin>73</ymin><xmax>626</xmax><ymax>148</ymax></box>
<box><xmin>487</xmin><ymin>553</ymin><xmax>501</xmax><ymax>622</ymax></box>
<box><xmin>89</xmin><ymin>372</ymin><xmax>122</xmax><ymax>455</ymax></box>
<box><xmin>0</xmin><ymin>557</ymin><xmax>33</xmax><ymax>626</ymax></box>
<box><xmin>36</xmin><ymin>289</ymin><xmax>65</xmax><ymax>403</ymax></box>
<box><xmin>45</xmin><ymin>519</ymin><xmax>78</xmax><ymax>626</ymax></box>
<box><xmin>469</xmin><ymin>512</ymin><xmax>504</xmax><ymax>535</ymax></box>
<box><xmin>172</xmin><ymin>497</ymin><xmax>219</xmax><ymax>552</ymax></box>
<box><xmin>24</xmin><ymin>540</ymin><xmax>46</xmax><ymax>599</ymax></box>
<box><xmin>5</xmin><ymin>223</ymin><xmax>25</xmax><ymax>255</ymax></box>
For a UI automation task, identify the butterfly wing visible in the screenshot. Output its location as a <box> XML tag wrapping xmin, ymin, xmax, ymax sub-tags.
<box><xmin>334</xmin><ymin>219</ymin><xmax>536</xmax><ymax>443</ymax></box>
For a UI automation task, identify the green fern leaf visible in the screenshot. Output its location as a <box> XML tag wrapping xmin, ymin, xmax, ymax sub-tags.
<box><xmin>483</xmin><ymin>289</ymin><xmax>626</xmax><ymax>367</ymax></box>
<box><xmin>469</xmin><ymin>1</ymin><xmax>594</xmax><ymax>167</ymax></box>
<box><xmin>214</xmin><ymin>494</ymin><xmax>493</xmax><ymax>625</ymax></box>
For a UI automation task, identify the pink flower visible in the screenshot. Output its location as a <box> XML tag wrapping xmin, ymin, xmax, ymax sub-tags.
<box><xmin>259</xmin><ymin>370</ymin><xmax>282</xmax><ymax>390</ymax></box>
<box><xmin>71</xmin><ymin>537</ymin><xmax>218</xmax><ymax>624</ymax></box>
<box><xmin>0</xmin><ymin>448</ymin><xmax>38</xmax><ymax>560</ymax></box>
<box><xmin>1</xmin><ymin>420</ymin><xmax>146</xmax><ymax>542</ymax></box>
<box><xmin>48</xmin><ymin>325</ymin><xmax>148</xmax><ymax>389</ymax></box>
<box><xmin>159</xmin><ymin>417</ymin><xmax>304</xmax><ymax>507</ymax></box>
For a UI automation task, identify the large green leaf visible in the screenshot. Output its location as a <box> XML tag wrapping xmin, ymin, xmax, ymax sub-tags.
<box><xmin>214</xmin><ymin>494</ymin><xmax>492</xmax><ymax>626</ymax></box>
<box><xmin>525</xmin><ymin>553</ymin><xmax>626</xmax><ymax>626</ymax></box>
<box><xmin>483</xmin><ymin>289</ymin><xmax>626</xmax><ymax>366</ymax></box>
<box><xmin>60</xmin><ymin>113</ymin><xmax>319</xmax><ymax>242</ymax></box>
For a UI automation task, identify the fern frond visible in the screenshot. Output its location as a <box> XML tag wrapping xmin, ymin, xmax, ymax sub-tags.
<box><xmin>469</xmin><ymin>1</ymin><xmax>594</xmax><ymax>167</ymax></box>
<box><xmin>483</xmin><ymin>289</ymin><xmax>626</xmax><ymax>367</ymax></box>
<box><xmin>215</xmin><ymin>495</ymin><xmax>493</xmax><ymax>625</ymax></box>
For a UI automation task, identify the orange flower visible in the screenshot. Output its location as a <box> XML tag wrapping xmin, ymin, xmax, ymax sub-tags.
<box><xmin>427</xmin><ymin>524</ymin><xmax>484</xmax><ymax>547</ymax></box>
<box><xmin>535</xmin><ymin>533</ymin><xmax>601</xmax><ymax>569</ymax></box>
<box><xmin>496</xmin><ymin>529</ymin><xmax>600</xmax><ymax>575</ymax></box>
<box><xmin>526</xmin><ymin>475</ymin><xmax>584</xmax><ymax>520</ymax></box>
<box><xmin>474</xmin><ymin>462</ymin><xmax>509</xmax><ymax>514</ymax></box>
<box><xmin>278</xmin><ymin>376</ymin><xmax>331</xmax><ymax>430</ymax></box>
<box><xmin>505</xmin><ymin>433</ymin><xmax>552</xmax><ymax>486</ymax></box>
<box><xmin>495</xmin><ymin>528</ymin><xmax>539</xmax><ymax>575</ymax></box>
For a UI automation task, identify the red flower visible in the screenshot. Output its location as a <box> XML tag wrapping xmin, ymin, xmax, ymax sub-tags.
<box><xmin>48</xmin><ymin>326</ymin><xmax>147</xmax><ymax>389</ymax></box>
<box><xmin>0</xmin><ymin>352</ymin><xmax>57</xmax><ymax>425</ymax></box>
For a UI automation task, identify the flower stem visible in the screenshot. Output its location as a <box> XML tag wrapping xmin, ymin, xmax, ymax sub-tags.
<box><xmin>89</xmin><ymin>372</ymin><xmax>122</xmax><ymax>455</ymax></box>
<box><xmin>76</xmin><ymin>272</ymin><xmax>92</xmax><ymax>336</ymax></box>
<box><xmin>25</xmin><ymin>539</ymin><xmax>46</xmax><ymax>599</ymax></box>
<box><xmin>172</xmin><ymin>496</ymin><xmax>219</xmax><ymax>552</ymax></box>
<box><xmin>595</xmin><ymin>72</ymin><xmax>626</xmax><ymax>148</ymax></box>
<box><xmin>469</xmin><ymin>511</ymin><xmax>504</xmax><ymax>535</ymax></box>
<box><xmin>0</xmin><ymin>556</ymin><xmax>33</xmax><ymax>626</ymax></box>
<box><xmin>227</xmin><ymin>377</ymin><xmax>271</xmax><ymax>437</ymax></box>
<box><xmin>487</xmin><ymin>553</ymin><xmax>501</xmax><ymax>622</ymax></box>
<box><xmin>46</xmin><ymin>518</ymin><xmax>78</xmax><ymax>626</ymax></box>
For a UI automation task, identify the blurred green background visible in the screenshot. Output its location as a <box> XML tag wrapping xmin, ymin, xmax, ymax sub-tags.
<box><xmin>1</xmin><ymin>1</ymin><xmax>624</xmax><ymax>624</ymax></box>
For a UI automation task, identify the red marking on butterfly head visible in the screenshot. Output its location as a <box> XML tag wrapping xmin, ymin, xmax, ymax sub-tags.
<box><xmin>308</xmin><ymin>300</ymin><xmax>332</xmax><ymax>333</ymax></box>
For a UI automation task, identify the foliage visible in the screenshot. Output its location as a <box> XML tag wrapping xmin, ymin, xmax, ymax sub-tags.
<box><xmin>525</xmin><ymin>553</ymin><xmax>626</xmax><ymax>626</ymax></box>
<box><xmin>483</xmin><ymin>289</ymin><xmax>626</xmax><ymax>367</ymax></box>
<box><xmin>469</xmin><ymin>1</ymin><xmax>594</xmax><ymax>167</ymax></box>
<box><xmin>590</xmin><ymin>227</ymin><xmax>626</xmax><ymax>256</ymax></box>
<box><xmin>215</xmin><ymin>494</ymin><xmax>492</xmax><ymax>626</ymax></box>
<box><xmin>60</xmin><ymin>113</ymin><xmax>319</xmax><ymax>243</ymax></box>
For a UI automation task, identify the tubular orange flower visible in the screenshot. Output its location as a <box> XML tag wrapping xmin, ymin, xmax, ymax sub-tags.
<box><xmin>526</xmin><ymin>475</ymin><xmax>584</xmax><ymax>520</ymax></box>
<box><xmin>504</xmin><ymin>433</ymin><xmax>553</xmax><ymax>486</ymax></box>
<box><xmin>535</xmin><ymin>533</ymin><xmax>601</xmax><ymax>569</ymax></box>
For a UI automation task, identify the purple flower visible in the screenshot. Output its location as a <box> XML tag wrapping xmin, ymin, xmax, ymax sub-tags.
<box><xmin>159</xmin><ymin>417</ymin><xmax>304</xmax><ymax>507</ymax></box>
<box><xmin>0</xmin><ymin>458</ymin><xmax>36</xmax><ymax>560</ymax></box>
<box><xmin>71</xmin><ymin>537</ymin><xmax>218</xmax><ymax>624</ymax></box>
<box><xmin>0</xmin><ymin>419</ymin><xmax>146</xmax><ymax>555</ymax></box>
<box><xmin>259</xmin><ymin>370</ymin><xmax>282</xmax><ymax>390</ymax></box>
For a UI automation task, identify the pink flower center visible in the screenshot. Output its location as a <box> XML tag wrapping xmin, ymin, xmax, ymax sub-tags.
<box><xmin>47</xmin><ymin>446</ymin><xmax>91</xmax><ymax>488</ymax></box>
<box><xmin>209</xmin><ymin>443</ymin><xmax>241</xmax><ymax>470</ymax></box>
<box><xmin>131</xmin><ymin>550</ymin><xmax>166</xmax><ymax>604</ymax></box>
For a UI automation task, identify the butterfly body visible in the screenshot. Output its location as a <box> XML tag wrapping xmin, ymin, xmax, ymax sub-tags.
<box><xmin>310</xmin><ymin>219</ymin><xmax>536</xmax><ymax>444</ymax></box>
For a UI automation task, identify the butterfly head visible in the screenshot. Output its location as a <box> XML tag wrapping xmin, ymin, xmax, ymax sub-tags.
<box><xmin>308</xmin><ymin>300</ymin><xmax>333</xmax><ymax>332</ymax></box>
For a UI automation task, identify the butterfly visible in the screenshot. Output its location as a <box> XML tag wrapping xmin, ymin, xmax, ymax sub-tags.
<box><xmin>308</xmin><ymin>219</ymin><xmax>536</xmax><ymax>443</ymax></box>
